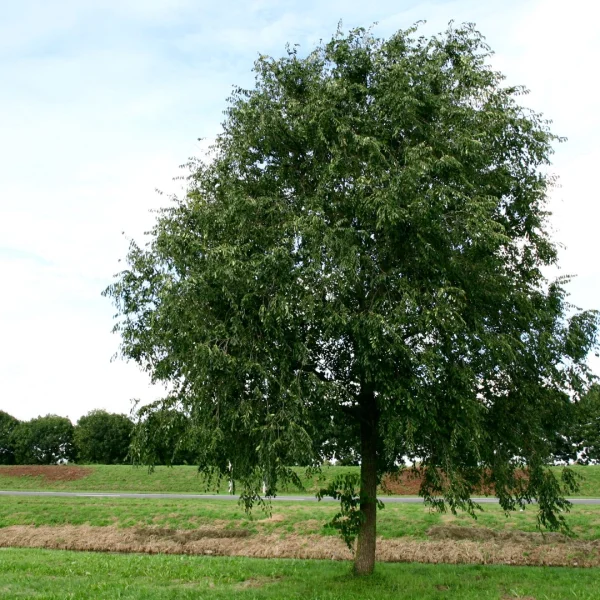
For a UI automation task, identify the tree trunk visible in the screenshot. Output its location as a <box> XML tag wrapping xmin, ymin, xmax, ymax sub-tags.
<box><xmin>354</xmin><ymin>392</ymin><xmax>378</xmax><ymax>575</ymax></box>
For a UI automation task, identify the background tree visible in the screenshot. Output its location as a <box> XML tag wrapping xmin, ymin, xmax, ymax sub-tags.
<box><xmin>552</xmin><ymin>384</ymin><xmax>600</xmax><ymax>464</ymax></box>
<box><xmin>11</xmin><ymin>415</ymin><xmax>75</xmax><ymax>465</ymax></box>
<box><xmin>74</xmin><ymin>410</ymin><xmax>134</xmax><ymax>464</ymax></box>
<box><xmin>574</xmin><ymin>385</ymin><xmax>600</xmax><ymax>464</ymax></box>
<box><xmin>131</xmin><ymin>403</ymin><xmax>199</xmax><ymax>466</ymax></box>
<box><xmin>0</xmin><ymin>410</ymin><xmax>19</xmax><ymax>465</ymax></box>
<box><xmin>105</xmin><ymin>23</ymin><xmax>599</xmax><ymax>574</ymax></box>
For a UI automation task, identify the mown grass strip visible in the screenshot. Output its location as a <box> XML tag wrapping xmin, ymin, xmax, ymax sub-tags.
<box><xmin>1</xmin><ymin>548</ymin><xmax>599</xmax><ymax>599</ymax></box>
<box><xmin>0</xmin><ymin>465</ymin><xmax>362</xmax><ymax>494</ymax></box>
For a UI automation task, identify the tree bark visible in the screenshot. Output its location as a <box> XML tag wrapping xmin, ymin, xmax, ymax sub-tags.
<box><xmin>354</xmin><ymin>391</ymin><xmax>378</xmax><ymax>575</ymax></box>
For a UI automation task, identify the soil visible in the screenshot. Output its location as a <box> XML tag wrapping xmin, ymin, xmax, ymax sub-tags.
<box><xmin>0</xmin><ymin>525</ymin><xmax>598</xmax><ymax>567</ymax></box>
<box><xmin>380</xmin><ymin>471</ymin><xmax>422</xmax><ymax>495</ymax></box>
<box><xmin>0</xmin><ymin>465</ymin><xmax>93</xmax><ymax>482</ymax></box>
<box><xmin>381</xmin><ymin>469</ymin><xmax>527</xmax><ymax>496</ymax></box>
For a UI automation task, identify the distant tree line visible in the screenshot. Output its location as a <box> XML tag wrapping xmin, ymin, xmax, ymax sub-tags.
<box><xmin>0</xmin><ymin>407</ymin><xmax>203</xmax><ymax>466</ymax></box>
<box><xmin>0</xmin><ymin>410</ymin><xmax>135</xmax><ymax>465</ymax></box>
<box><xmin>1</xmin><ymin>387</ymin><xmax>599</xmax><ymax>466</ymax></box>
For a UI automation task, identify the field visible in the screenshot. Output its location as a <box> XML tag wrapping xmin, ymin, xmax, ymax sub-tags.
<box><xmin>1</xmin><ymin>464</ymin><xmax>600</xmax><ymax>496</ymax></box>
<box><xmin>2</xmin><ymin>467</ymin><xmax>600</xmax><ymax>598</ymax></box>
<box><xmin>3</xmin><ymin>495</ymin><xmax>600</xmax><ymax>540</ymax></box>
<box><xmin>1</xmin><ymin>495</ymin><xmax>600</xmax><ymax>567</ymax></box>
<box><xmin>2</xmin><ymin>548</ymin><xmax>600</xmax><ymax>599</ymax></box>
<box><xmin>0</xmin><ymin>465</ymin><xmax>364</xmax><ymax>494</ymax></box>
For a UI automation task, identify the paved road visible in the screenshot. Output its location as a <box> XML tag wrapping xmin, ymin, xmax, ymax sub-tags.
<box><xmin>2</xmin><ymin>490</ymin><xmax>600</xmax><ymax>504</ymax></box>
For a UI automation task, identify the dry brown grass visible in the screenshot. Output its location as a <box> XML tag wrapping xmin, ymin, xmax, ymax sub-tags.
<box><xmin>426</xmin><ymin>525</ymin><xmax>569</xmax><ymax>544</ymax></box>
<box><xmin>1</xmin><ymin>525</ymin><xmax>599</xmax><ymax>567</ymax></box>
<box><xmin>258</xmin><ymin>513</ymin><xmax>286</xmax><ymax>523</ymax></box>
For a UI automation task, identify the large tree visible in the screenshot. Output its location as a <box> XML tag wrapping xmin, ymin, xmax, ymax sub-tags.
<box><xmin>74</xmin><ymin>410</ymin><xmax>134</xmax><ymax>464</ymax></box>
<box><xmin>105</xmin><ymin>24</ymin><xmax>599</xmax><ymax>574</ymax></box>
<box><xmin>11</xmin><ymin>415</ymin><xmax>75</xmax><ymax>465</ymax></box>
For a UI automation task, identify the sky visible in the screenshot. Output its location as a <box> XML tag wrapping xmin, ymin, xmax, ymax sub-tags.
<box><xmin>0</xmin><ymin>0</ymin><xmax>598</xmax><ymax>423</ymax></box>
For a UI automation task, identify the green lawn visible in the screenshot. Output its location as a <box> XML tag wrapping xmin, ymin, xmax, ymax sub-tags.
<box><xmin>0</xmin><ymin>465</ymin><xmax>361</xmax><ymax>495</ymax></box>
<box><xmin>2</xmin><ymin>495</ymin><xmax>600</xmax><ymax>540</ymax></box>
<box><xmin>1</xmin><ymin>548</ymin><xmax>599</xmax><ymax>599</ymax></box>
<box><xmin>1</xmin><ymin>464</ymin><xmax>599</xmax><ymax>496</ymax></box>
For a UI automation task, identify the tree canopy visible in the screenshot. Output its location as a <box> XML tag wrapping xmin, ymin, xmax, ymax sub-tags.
<box><xmin>11</xmin><ymin>415</ymin><xmax>75</xmax><ymax>465</ymax></box>
<box><xmin>104</xmin><ymin>23</ymin><xmax>599</xmax><ymax>574</ymax></box>
<box><xmin>0</xmin><ymin>410</ymin><xmax>19</xmax><ymax>465</ymax></box>
<box><xmin>552</xmin><ymin>384</ymin><xmax>600</xmax><ymax>465</ymax></box>
<box><xmin>74</xmin><ymin>410</ymin><xmax>134</xmax><ymax>465</ymax></box>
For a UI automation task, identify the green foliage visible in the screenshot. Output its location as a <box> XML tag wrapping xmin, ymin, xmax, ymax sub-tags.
<box><xmin>0</xmin><ymin>410</ymin><xmax>19</xmax><ymax>465</ymax></box>
<box><xmin>553</xmin><ymin>385</ymin><xmax>600</xmax><ymax>464</ymax></box>
<box><xmin>130</xmin><ymin>402</ymin><xmax>206</xmax><ymax>466</ymax></box>
<box><xmin>575</xmin><ymin>385</ymin><xmax>600</xmax><ymax>463</ymax></box>
<box><xmin>104</xmin><ymin>20</ymin><xmax>599</xmax><ymax>547</ymax></box>
<box><xmin>74</xmin><ymin>410</ymin><xmax>134</xmax><ymax>464</ymax></box>
<box><xmin>317</xmin><ymin>473</ymin><xmax>385</xmax><ymax>549</ymax></box>
<box><xmin>11</xmin><ymin>415</ymin><xmax>75</xmax><ymax>465</ymax></box>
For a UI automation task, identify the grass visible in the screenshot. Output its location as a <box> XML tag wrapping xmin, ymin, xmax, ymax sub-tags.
<box><xmin>1</xmin><ymin>547</ymin><xmax>599</xmax><ymax>599</ymax></box>
<box><xmin>2</xmin><ymin>495</ymin><xmax>600</xmax><ymax>540</ymax></box>
<box><xmin>1</xmin><ymin>464</ymin><xmax>600</xmax><ymax>496</ymax></box>
<box><xmin>0</xmin><ymin>465</ymin><xmax>361</xmax><ymax>495</ymax></box>
<box><xmin>564</xmin><ymin>465</ymin><xmax>600</xmax><ymax>497</ymax></box>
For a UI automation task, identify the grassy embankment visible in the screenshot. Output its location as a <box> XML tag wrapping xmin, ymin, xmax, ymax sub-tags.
<box><xmin>0</xmin><ymin>465</ymin><xmax>359</xmax><ymax>494</ymax></box>
<box><xmin>2</xmin><ymin>464</ymin><xmax>600</xmax><ymax>495</ymax></box>
<box><xmin>2</xmin><ymin>495</ymin><xmax>600</xmax><ymax>540</ymax></box>
<box><xmin>3</xmin><ymin>465</ymin><xmax>600</xmax><ymax>572</ymax></box>
<box><xmin>1</xmin><ymin>495</ymin><xmax>600</xmax><ymax>567</ymax></box>
<box><xmin>2</xmin><ymin>548</ymin><xmax>600</xmax><ymax>599</ymax></box>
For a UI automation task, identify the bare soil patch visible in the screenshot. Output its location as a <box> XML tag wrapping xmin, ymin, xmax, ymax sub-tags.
<box><xmin>0</xmin><ymin>525</ymin><xmax>598</xmax><ymax>567</ymax></box>
<box><xmin>381</xmin><ymin>471</ymin><xmax>422</xmax><ymax>495</ymax></box>
<box><xmin>381</xmin><ymin>469</ymin><xmax>527</xmax><ymax>496</ymax></box>
<box><xmin>0</xmin><ymin>466</ymin><xmax>92</xmax><ymax>482</ymax></box>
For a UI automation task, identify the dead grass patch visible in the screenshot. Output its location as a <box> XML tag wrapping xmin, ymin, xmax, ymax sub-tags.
<box><xmin>235</xmin><ymin>576</ymin><xmax>283</xmax><ymax>589</ymax></box>
<box><xmin>134</xmin><ymin>526</ymin><xmax>250</xmax><ymax>543</ymax></box>
<box><xmin>258</xmin><ymin>513</ymin><xmax>285</xmax><ymax>523</ymax></box>
<box><xmin>0</xmin><ymin>466</ymin><xmax>92</xmax><ymax>482</ymax></box>
<box><xmin>1</xmin><ymin>525</ymin><xmax>599</xmax><ymax>567</ymax></box>
<box><xmin>427</xmin><ymin>525</ymin><xmax>568</xmax><ymax>544</ymax></box>
<box><xmin>293</xmin><ymin>519</ymin><xmax>322</xmax><ymax>533</ymax></box>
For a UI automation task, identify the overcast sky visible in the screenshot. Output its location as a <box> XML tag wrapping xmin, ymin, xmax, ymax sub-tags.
<box><xmin>1</xmin><ymin>0</ymin><xmax>598</xmax><ymax>422</ymax></box>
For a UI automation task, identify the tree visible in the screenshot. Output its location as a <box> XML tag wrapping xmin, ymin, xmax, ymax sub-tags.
<box><xmin>11</xmin><ymin>415</ymin><xmax>75</xmax><ymax>465</ymax></box>
<box><xmin>0</xmin><ymin>410</ymin><xmax>19</xmax><ymax>465</ymax></box>
<box><xmin>552</xmin><ymin>385</ymin><xmax>600</xmax><ymax>464</ymax></box>
<box><xmin>574</xmin><ymin>385</ymin><xmax>600</xmax><ymax>463</ymax></box>
<box><xmin>104</xmin><ymin>23</ymin><xmax>599</xmax><ymax>574</ymax></box>
<box><xmin>74</xmin><ymin>410</ymin><xmax>134</xmax><ymax>464</ymax></box>
<box><xmin>130</xmin><ymin>403</ymin><xmax>199</xmax><ymax>466</ymax></box>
